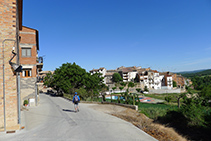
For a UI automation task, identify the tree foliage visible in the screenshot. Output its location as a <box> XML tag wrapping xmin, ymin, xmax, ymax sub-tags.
<box><xmin>144</xmin><ymin>86</ymin><xmax>149</xmax><ymax>92</ymax></box>
<box><xmin>136</xmin><ymin>88</ymin><xmax>141</xmax><ymax>93</ymax></box>
<box><xmin>120</xmin><ymin>82</ymin><xmax>127</xmax><ymax>87</ymax></box>
<box><xmin>44</xmin><ymin>62</ymin><xmax>104</xmax><ymax>99</ymax></box>
<box><xmin>112</xmin><ymin>73</ymin><xmax>123</xmax><ymax>83</ymax></box>
<box><xmin>173</xmin><ymin>80</ymin><xmax>177</xmax><ymax>87</ymax></box>
<box><xmin>128</xmin><ymin>82</ymin><xmax>135</xmax><ymax>88</ymax></box>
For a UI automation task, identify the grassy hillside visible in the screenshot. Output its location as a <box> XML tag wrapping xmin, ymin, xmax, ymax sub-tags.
<box><xmin>178</xmin><ymin>69</ymin><xmax>211</xmax><ymax>78</ymax></box>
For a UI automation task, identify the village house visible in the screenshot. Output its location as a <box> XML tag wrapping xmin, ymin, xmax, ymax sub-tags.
<box><xmin>89</xmin><ymin>66</ymin><xmax>189</xmax><ymax>92</ymax></box>
<box><xmin>159</xmin><ymin>72</ymin><xmax>173</xmax><ymax>89</ymax></box>
<box><xmin>137</xmin><ymin>69</ymin><xmax>165</xmax><ymax>90</ymax></box>
<box><xmin>19</xmin><ymin>26</ymin><xmax>43</xmax><ymax>105</ymax></box>
<box><xmin>104</xmin><ymin>69</ymin><xmax>118</xmax><ymax>84</ymax></box>
<box><xmin>172</xmin><ymin>73</ymin><xmax>185</xmax><ymax>88</ymax></box>
<box><xmin>0</xmin><ymin>0</ymin><xmax>42</xmax><ymax>132</ymax></box>
<box><xmin>117</xmin><ymin>66</ymin><xmax>138</xmax><ymax>82</ymax></box>
<box><xmin>90</xmin><ymin>67</ymin><xmax>106</xmax><ymax>84</ymax></box>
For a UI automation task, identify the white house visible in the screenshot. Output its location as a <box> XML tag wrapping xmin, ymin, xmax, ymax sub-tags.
<box><xmin>118</xmin><ymin>66</ymin><xmax>138</xmax><ymax>82</ymax></box>
<box><xmin>166</xmin><ymin>75</ymin><xmax>173</xmax><ymax>89</ymax></box>
<box><xmin>90</xmin><ymin>67</ymin><xmax>107</xmax><ymax>84</ymax></box>
<box><xmin>137</xmin><ymin>70</ymin><xmax>170</xmax><ymax>90</ymax></box>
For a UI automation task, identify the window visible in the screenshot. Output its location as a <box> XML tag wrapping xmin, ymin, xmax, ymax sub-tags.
<box><xmin>22</xmin><ymin>48</ymin><xmax>31</xmax><ymax>57</ymax></box>
<box><xmin>22</xmin><ymin>69</ymin><xmax>32</xmax><ymax>77</ymax></box>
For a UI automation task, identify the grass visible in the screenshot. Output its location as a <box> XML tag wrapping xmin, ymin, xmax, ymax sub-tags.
<box><xmin>63</xmin><ymin>93</ymin><xmax>73</xmax><ymax>99</ymax></box>
<box><xmin>143</xmin><ymin>93</ymin><xmax>180</xmax><ymax>100</ymax></box>
<box><xmin>138</xmin><ymin>103</ymin><xmax>178</xmax><ymax>120</ymax></box>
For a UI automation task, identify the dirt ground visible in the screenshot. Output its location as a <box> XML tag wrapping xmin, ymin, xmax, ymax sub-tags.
<box><xmin>90</xmin><ymin>104</ymin><xmax>187</xmax><ymax>141</ymax></box>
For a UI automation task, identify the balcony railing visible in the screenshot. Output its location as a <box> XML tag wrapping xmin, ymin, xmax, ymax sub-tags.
<box><xmin>37</xmin><ymin>56</ymin><xmax>43</xmax><ymax>71</ymax></box>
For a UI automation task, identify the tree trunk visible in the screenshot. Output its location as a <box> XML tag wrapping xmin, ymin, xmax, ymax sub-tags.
<box><xmin>118</xmin><ymin>96</ymin><xmax>120</xmax><ymax>103</ymax></box>
<box><xmin>125</xmin><ymin>96</ymin><xmax>127</xmax><ymax>104</ymax></box>
<box><xmin>102</xmin><ymin>94</ymin><xmax>105</xmax><ymax>102</ymax></box>
<box><xmin>177</xmin><ymin>98</ymin><xmax>180</xmax><ymax>109</ymax></box>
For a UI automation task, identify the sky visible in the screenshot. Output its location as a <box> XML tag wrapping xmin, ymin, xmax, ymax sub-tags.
<box><xmin>22</xmin><ymin>0</ymin><xmax>211</xmax><ymax>72</ymax></box>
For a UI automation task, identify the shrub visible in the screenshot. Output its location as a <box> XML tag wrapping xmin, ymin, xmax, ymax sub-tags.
<box><xmin>23</xmin><ymin>100</ymin><xmax>28</xmax><ymax>105</ymax></box>
<box><xmin>165</xmin><ymin>96</ymin><xmax>172</xmax><ymax>103</ymax></box>
<box><xmin>136</xmin><ymin>88</ymin><xmax>141</xmax><ymax>93</ymax></box>
<box><xmin>138</xmin><ymin>103</ymin><xmax>178</xmax><ymax>120</ymax></box>
<box><xmin>144</xmin><ymin>86</ymin><xmax>149</xmax><ymax>92</ymax></box>
<box><xmin>140</xmin><ymin>107</ymin><xmax>168</xmax><ymax>120</ymax></box>
<box><xmin>180</xmin><ymin>101</ymin><xmax>208</xmax><ymax>127</ymax></box>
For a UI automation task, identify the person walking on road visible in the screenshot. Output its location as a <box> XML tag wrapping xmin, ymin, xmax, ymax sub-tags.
<box><xmin>73</xmin><ymin>92</ymin><xmax>80</xmax><ymax>112</ymax></box>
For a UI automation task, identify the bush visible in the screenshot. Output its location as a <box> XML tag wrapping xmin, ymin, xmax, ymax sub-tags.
<box><xmin>165</xmin><ymin>96</ymin><xmax>172</xmax><ymax>103</ymax></box>
<box><xmin>138</xmin><ymin>103</ymin><xmax>178</xmax><ymax>120</ymax></box>
<box><xmin>23</xmin><ymin>100</ymin><xmax>28</xmax><ymax>105</ymax></box>
<box><xmin>136</xmin><ymin>88</ymin><xmax>141</xmax><ymax>93</ymax></box>
<box><xmin>140</xmin><ymin>107</ymin><xmax>168</xmax><ymax>120</ymax></box>
<box><xmin>180</xmin><ymin>101</ymin><xmax>209</xmax><ymax>127</ymax></box>
<box><xmin>144</xmin><ymin>86</ymin><xmax>149</xmax><ymax>92</ymax></box>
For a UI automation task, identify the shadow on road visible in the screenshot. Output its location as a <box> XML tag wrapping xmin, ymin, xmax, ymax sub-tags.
<box><xmin>62</xmin><ymin>109</ymin><xmax>75</xmax><ymax>112</ymax></box>
<box><xmin>41</xmin><ymin>92</ymin><xmax>63</xmax><ymax>97</ymax></box>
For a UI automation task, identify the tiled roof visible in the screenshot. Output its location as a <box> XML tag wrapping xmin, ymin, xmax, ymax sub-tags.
<box><xmin>90</xmin><ymin>67</ymin><xmax>105</xmax><ymax>72</ymax></box>
<box><xmin>105</xmin><ymin>72</ymin><xmax>115</xmax><ymax>76</ymax></box>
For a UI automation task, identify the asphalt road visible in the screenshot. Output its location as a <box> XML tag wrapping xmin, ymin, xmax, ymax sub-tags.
<box><xmin>0</xmin><ymin>93</ymin><xmax>157</xmax><ymax>141</ymax></box>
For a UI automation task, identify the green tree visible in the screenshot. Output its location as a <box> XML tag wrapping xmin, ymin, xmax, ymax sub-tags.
<box><xmin>53</xmin><ymin>62</ymin><xmax>87</xmax><ymax>93</ymax></box>
<box><xmin>83</xmin><ymin>72</ymin><xmax>105</xmax><ymax>99</ymax></box>
<box><xmin>44</xmin><ymin>71</ymin><xmax>54</xmax><ymax>87</ymax></box>
<box><xmin>200</xmin><ymin>86</ymin><xmax>211</xmax><ymax>105</ymax></box>
<box><xmin>112</xmin><ymin>87</ymin><xmax>116</xmax><ymax>91</ymax></box>
<box><xmin>128</xmin><ymin>82</ymin><xmax>135</xmax><ymax>91</ymax></box>
<box><xmin>112</xmin><ymin>73</ymin><xmax>123</xmax><ymax>83</ymax></box>
<box><xmin>173</xmin><ymin>80</ymin><xmax>177</xmax><ymax>87</ymax></box>
<box><xmin>144</xmin><ymin>86</ymin><xmax>149</xmax><ymax>92</ymax></box>
<box><xmin>120</xmin><ymin>82</ymin><xmax>127</xmax><ymax>87</ymax></box>
<box><xmin>136</xmin><ymin>88</ymin><xmax>141</xmax><ymax>93</ymax></box>
<box><xmin>75</xmin><ymin>87</ymin><xmax>87</xmax><ymax>100</ymax></box>
<box><xmin>44</xmin><ymin>62</ymin><xmax>105</xmax><ymax>100</ymax></box>
<box><xmin>119</xmin><ymin>86</ymin><xmax>124</xmax><ymax>92</ymax></box>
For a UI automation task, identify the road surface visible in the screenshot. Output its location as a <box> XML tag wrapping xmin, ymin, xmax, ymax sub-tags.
<box><xmin>0</xmin><ymin>93</ymin><xmax>157</xmax><ymax>141</ymax></box>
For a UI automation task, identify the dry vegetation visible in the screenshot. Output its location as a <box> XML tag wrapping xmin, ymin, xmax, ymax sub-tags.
<box><xmin>90</xmin><ymin>104</ymin><xmax>187</xmax><ymax>141</ymax></box>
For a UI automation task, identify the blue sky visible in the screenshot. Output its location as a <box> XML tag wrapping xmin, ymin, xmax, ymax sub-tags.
<box><xmin>23</xmin><ymin>0</ymin><xmax>211</xmax><ymax>72</ymax></box>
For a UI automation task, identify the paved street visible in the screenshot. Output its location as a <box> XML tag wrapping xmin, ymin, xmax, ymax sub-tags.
<box><xmin>0</xmin><ymin>93</ymin><xmax>157</xmax><ymax>141</ymax></box>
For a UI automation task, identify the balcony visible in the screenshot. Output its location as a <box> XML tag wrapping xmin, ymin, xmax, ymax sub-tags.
<box><xmin>37</xmin><ymin>57</ymin><xmax>43</xmax><ymax>72</ymax></box>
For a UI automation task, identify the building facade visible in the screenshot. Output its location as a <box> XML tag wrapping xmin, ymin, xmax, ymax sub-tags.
<box><xmin>0</xmin><ymin>0</ymin><xmax>42</xmax><ymax>132</ymax></box>
<box><xmin>0</xmin><ymin>0</ymin><xmax>22</xmax><ymax>131</ymax></box>
<box><xmin>172</xmin><ymin>74</ymin><xmax>185</xmax><ymax>88</ymax></box>
<box><xmin>118</xmin><ymin>66</ymin><xmax>137</xmax><ymax>82</ymax></box>
<box><xmin>19</xmin><ymin>26</ymin><xmax>42</xmax><ymax>104</ymax></box>
<box><xmin>90</xmin><ymin>67</ymin><xmax>106</xmax><ymax>84</ymax></box>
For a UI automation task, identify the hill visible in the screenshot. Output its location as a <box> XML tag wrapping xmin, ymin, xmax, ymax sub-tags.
<box><xmin>178</xmin><ymin>69</ymin><xmax>211</xmax><ymax>78</ymax></box>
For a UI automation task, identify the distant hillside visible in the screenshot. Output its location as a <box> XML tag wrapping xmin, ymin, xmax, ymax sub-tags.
<box><xmin>178</xmin><ymin>69</ymin><xmax>211</xmax><ymax>78</ymax></box>
<box><xmin>177</xmin><ymin>69</ymin><xmax>206</xmax><ymax>74</ymax></box>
